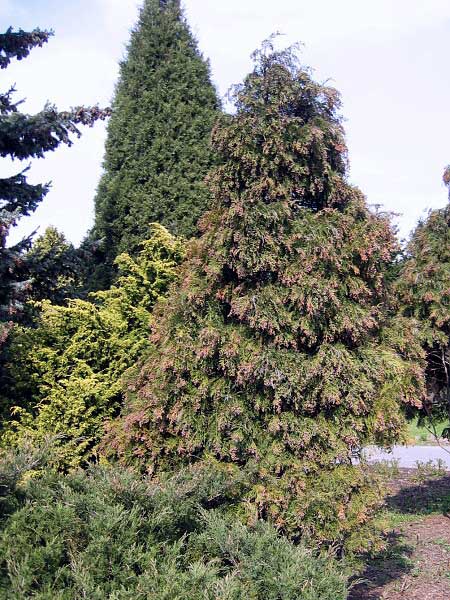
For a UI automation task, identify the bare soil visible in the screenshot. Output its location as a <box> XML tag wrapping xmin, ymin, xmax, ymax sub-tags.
<box><xmin>349</xmin><ymin>470</ymin><xmax>450</xmax><ymax>600</ymax></box>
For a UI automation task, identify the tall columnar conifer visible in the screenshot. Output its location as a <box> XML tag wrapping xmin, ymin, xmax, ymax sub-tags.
<box><xmin>106</xmin><ymin>42</ymin><xmax>425</xmax><ymax>551</ymax></box>
<box><xmin>90</xmin><ymin>0</ymin><xmax>219</xmax><ymax>288</ymax></box>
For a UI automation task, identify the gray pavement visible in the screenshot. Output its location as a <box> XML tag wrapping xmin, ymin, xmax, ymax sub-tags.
<box><xmin>363</xmin><ymin>444</ymin><xmax>450</xmax><ymax>470</ymax></box>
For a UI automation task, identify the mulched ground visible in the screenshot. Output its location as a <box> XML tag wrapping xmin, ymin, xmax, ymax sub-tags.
<box><xmin>349</xmin><ymin>469</ymin><xmax>450</xmax><ymax>600</ymax></box>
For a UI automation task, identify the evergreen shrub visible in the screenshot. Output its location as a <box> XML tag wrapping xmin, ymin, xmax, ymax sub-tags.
<box><xmin>106</xmin><ymin>41</ymin><xmax>425</xmax><ymax>551</ymax></box>
<box><xmin>0</xmin><ymin>225</ymin><xmax>184</xmax><ymax>468</ymax></box>
<box><xmin>397</xmin><ymin>193</ymin><xmax>450</xmax><ymax>427</ymax></box>
<box><xmin>0</xmin><ymin>444</ymin><xmax>349</xmax><ymax>600</ymax></box>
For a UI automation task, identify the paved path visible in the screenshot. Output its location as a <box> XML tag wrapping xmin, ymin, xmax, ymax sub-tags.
<box><xmin>364</xmin><ymin>445</ymin><xmax>450</xmax><ymax>469</ymax></box>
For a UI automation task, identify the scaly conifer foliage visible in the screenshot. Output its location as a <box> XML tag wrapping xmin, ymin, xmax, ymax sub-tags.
<box><xmin>106</xmin><ymin>42</ymin><xmax>425</xmax><ymax>551</ymax></box>
<box><xmin>24</xmin><ymin>226</ymin><xmax>83</xmax><ymax>306</ymax></box>
<box><xmin>0</xmin><ymin>225</ymin><xmax>185</xmax><ymax>468</ymax></box>
<box><xmin>397</xmin><ymin>171</ymin><xmax>450</xmax><ymax>428</ymax></box>
<box><xmin>90</xmin><ymin>0</ymin><xmax>219</xmax><ymax>289</ymax></box>
<box><xmin>0</xmin><ymin>27</ymin><xmax>110</xmax><ymax>338</ymax></box>
<box><xmin>0</xmin><ymin>444</ymin><xmax>348</xmax><ymax>599</ymax></box>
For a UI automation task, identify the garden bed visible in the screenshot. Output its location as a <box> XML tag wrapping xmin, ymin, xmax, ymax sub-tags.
<box><xmin>350</xmin><ymin>467</ymin><xmax>450</xmax><ymax>599</ymax></box>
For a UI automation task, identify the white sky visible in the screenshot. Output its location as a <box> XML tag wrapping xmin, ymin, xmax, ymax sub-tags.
<box><xmin>3</xmin><ymin>0</ymin><xmax>450</xmax><ymax>246</ymax></box>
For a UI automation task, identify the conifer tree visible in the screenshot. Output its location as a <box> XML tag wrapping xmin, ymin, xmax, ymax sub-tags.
<box><xmin>397</xmin><ymin>171</ymin><xmax>450</xmax><ymax>428</ymax></box>
<box><xmin>1</xmin><ymin>225</ymin><xmax>185</xmax><ymax>468</ymax></box>
<box><xmin>90</xmin><ymin>0</ymin><xmax>219</xmax><ymax>288</ymax></box>
<box><xmin>23</xmin><ymin>227</ymin><xmax>83</xmax><ymax>306</ymax></box>
<box><xmin>106</xmin><ymin>42</ymin><xmax>425</xmax><ymax>551</ymax></box>
<box><xmin>0</xmin><ymin>27</ymin><xmax>110</xmax><ymax>339</ymax></box>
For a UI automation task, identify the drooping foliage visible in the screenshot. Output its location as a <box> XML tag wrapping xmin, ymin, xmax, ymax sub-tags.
<box><xmin>0</xmin><ymin>443</ymin><xmax>349</xmax><ymax>600</ymax></box>
<box><xmin>106</xmin><ymin>41</ymin><xmax>425</xmax><ymax>551</ymax></box>
<box><xmin>0</xmin><ymin>225</ymin><xmax>185</xmax><ymax>468</ymax></box>
<box><xmin>90</xmin><ymin>0</ymin><xmax>219</xmax><ymax>289</ymax></box>
<box><xmin>397</xmin><ymin>172</ymin><xmax>450</xmax><ymax>428</ymax></box>
<box><xmin>0</xmin><ymin>27</ymin><xmax>110</xmax><ymax>340</ymax></box>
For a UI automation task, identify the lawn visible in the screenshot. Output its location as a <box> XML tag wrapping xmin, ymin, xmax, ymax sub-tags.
<box><xmin>407</xmin><ymin>418</ymin><xmax>448</xmax><ymax>445</ymax></box>
<box><xmin>350</xmin><ymin>467</ymin><xmax>450</xmax><ymax>600</ymax></box>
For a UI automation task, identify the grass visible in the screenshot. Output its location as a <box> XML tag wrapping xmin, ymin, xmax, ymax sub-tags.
<box><xmin>407</xmin><ymin>418</ymin><xmax>448</xmax><ymax>445</ymax></box>
<box><xmin>350</xmin><ymin>468</ymin><xmax>450</xmax><ymax>598</ymax></box>
<box><xmin>412</xmin><ymin>459</ymin><xmax>448</xmax><ymax>483</ymax></box>
<box><xmin>380</xmin><ymin>508</ymin><xmax>421</xmax><ymax>528</ymax></box>
<box><xmin>370</xmin><ymin>458</ymin><xmax>450</xmax><ymax>534</ymax></box>
<box><xmin>432</xmin><ymin>538</ymin><xmax>450</xmax><ymax>552</ymax></box>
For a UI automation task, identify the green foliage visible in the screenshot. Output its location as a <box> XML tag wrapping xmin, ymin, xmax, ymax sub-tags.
<box><xmin>406</xmin><ymin>417</ymin><xmax>448</xmax><ymax>443</ymax></box>
<box><xmin>0</xmin><ymin>444</ymin><xmax>349</xmax><ymax>599</ymax></box>
<box><xmin>0</xmin><ymin>225</ymin><xmax>184</xmax><ymax>468</ymax></box>
<box><xmin>23</xmin><ymin>227</ymin><xmax>84</xmax><ymax>306</ymax></box>
<box><xmin>106</xmin><ymin>41</ymin><xmax>425</xmax><ymax>551</ymax></box>
<box><xmin>412</xmin><ymin>459</ymin><xmax>447</xmax><ymax>483</ymax></box>
<box><xmin>90</xmin><ymin>0</ymin><xmax>219</xmax><ymax>289</ymax></box>
<box><xmin>0</xmin><ymin>27</ymin><xmax>51</xmax><ymax>69</ymax></box>
<box><xmin>0</xmin><ymin>437</ymin><xmax>54</xmax><ymax>523</ymax></box>
<box><xmin>0</xmin><ymin>27</ymin><xmax>109</xmax><ymax>338</ymax></box>
<box><xmin>397</xmin><ymin>191</ymin><xmax>450</xmax><ymax>426</ymax></box>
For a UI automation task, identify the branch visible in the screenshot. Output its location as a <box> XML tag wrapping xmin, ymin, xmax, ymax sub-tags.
<box><xmin>0</xmin><ymin>166</ymin><xmax>49</xmax><ymax>216</ymax></box>
<box><xmin>0</xmin><ymin>86</ymin><xmax>24</xmax><ymax>115</ymax></box>
<box><xmin>0</xmin><ymin>104</ymin><xmax>112</xmax><ymax>160</ymax></box>
<box><xmin>0</xmin><ymin>27</ymin><xmax>52</xmax><ymax>69</ymax></box>
<box><xmin>423</xmin><ymin>402</ymin><xmax>450</xmax><ymax>456</ymax></box>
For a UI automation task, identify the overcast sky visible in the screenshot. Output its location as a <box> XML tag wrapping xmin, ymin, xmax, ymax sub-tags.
<box><xmin>3</xmin><ymin>0</ymin><xmax>450</xmax><ymax>246</ymax></box>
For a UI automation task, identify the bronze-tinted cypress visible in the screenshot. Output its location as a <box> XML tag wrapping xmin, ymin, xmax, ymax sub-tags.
<box><xmin>106</xmin><ymin>42</ymin><xmax>425</xmax><ymax>551</ymax></box>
